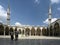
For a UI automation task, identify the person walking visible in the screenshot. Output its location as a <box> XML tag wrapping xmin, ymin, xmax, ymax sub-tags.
<box><xmin>10</xmin><ymin>28</ymin><xmax>14</xmax><ymax>40</ymax></box>
<box><xmin>15</xmin><ymin>28</ymin><xmax>19</xmax><ymax>40</ymax></box>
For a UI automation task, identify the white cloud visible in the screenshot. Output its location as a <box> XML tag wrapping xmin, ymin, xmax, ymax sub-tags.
<box><xmin>57</xmin><ymin>8</ymin><xmax>60</xmax><ymax>10</ymax></box>
<box><xmin>15</xmin><ymin>22</ymin><xmax>32</xmax><ymax>27</ymax></box>
<box><xmin>0</xmin><ymin>5</ymin><xmax>7</xmax><ymax>17</ymax></box>
<box><xmin>15</xmin><ymin>22</ymin><xmax>22</xmax><ymax>26</ymax></box>
<box><xmin>43</xmin><ymin>18</ymin><xmax>57</xmax><ymax>24</ymax></box>
<box><xmin>0</xmin><ymin>5</ymin><xmax>7</xmax><ymax>24</ymax></box>
<box><xmin>34</xmin><ymin>0</ymin><xmax>40</xmax><ymax>4</ymax></box>
<box><xmin>0</xmin><ymin>20</ymin><xmax>2</xmax><ymax>23</ymax></box>
<box><xmin>50</xmin><ymin>0</ymin><xmax>60</xmax><ymax>4</ymax></box>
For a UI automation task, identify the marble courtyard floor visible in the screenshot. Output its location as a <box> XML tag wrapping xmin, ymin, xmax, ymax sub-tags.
<box><xmin>0</xmin><ymin>35</ymin><xmax>60</xmax><ymax>45</ymax></box>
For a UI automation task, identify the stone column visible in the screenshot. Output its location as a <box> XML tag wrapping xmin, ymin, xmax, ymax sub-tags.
<box><xmin>29</xmin><ymin>28</ymin><xmax>31</xmax><ymax>36</ymax></box>
<box><xmin>4</xmin><ymin>26</ymin><xmax>5</xmax><ymax>36</ymax></box>
<box><xmin>40</xmin><ymin>27</ymin><xmax>43</xmax><ymax>36</ymax></box>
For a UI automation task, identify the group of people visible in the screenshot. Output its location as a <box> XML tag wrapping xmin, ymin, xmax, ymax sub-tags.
<box><xmin>10</xmin><ymin>28</ymin><xmax>19</xmax><ymax>40</ymax></box>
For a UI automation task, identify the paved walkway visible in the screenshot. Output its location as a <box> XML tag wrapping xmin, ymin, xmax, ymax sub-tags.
<box><xmin>0</xmin><ymin>35</ymin><xmax>60</xmax><ymax>45</ymax></box>
<box><xmin>0</xmin><ymin>35</ymin><xmax>60</xmax><ymax>39</ymax></box>
<box><xmin>0</xmin><ymin>38</ymin><xmax>60</xmax><ymax>45</ymax></box>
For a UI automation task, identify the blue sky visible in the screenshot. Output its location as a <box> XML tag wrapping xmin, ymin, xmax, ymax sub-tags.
<box><xmin>0</xmin><ymin>0</ymin><xmax>60</xmax><ymax>26</ymax></box>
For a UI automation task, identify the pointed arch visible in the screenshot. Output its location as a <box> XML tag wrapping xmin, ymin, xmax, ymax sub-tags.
<box><xmin>25</xmin><ymin>28</ymin><xmax>30</xmax><ymax>36</ymax></box>
<box><xmin>54</xmin><ymin>22</ymin><xmax>60</xmax><ymax>36</ymax></box>
<box><xmin>42</xmin><ymin>27</ymin><xmax>47</xmax><ymax>36</ymax></box>
<box><xmin>0</xmin><ymin>24</ymin><xmax>4</xmax><ymax>35</ymax></box>
<box><xmin>50</xmin><ymin>25</ymin><xmax>53</xmax><ymax>36</ymax></box>
<box><xmin>36</xmin><ymin>27</ymin><xmax>41</xmax><ymax>36</ymax></box>
<box><xmin>5</xmin><ymin>26</ymin><xmax>9</xmax><ymax>35</ymax></box>
<box><xmin>31</xmin><ymin>27</ymin><xmax>35</xmax><ymax>36</ymax></box>
<box><xmin>19</xmin><ymin>29</ymin><xmax>21</xmax><ymax>34</ymax></box>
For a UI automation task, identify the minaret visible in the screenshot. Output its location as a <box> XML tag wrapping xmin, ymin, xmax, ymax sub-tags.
<box><xmin>48</xmin><ymin>4</ymin><xmax>52</xmax><ymax>24</ymax></box>
<box><xmin>7</xmin><ymin>0</ymin><xmax>10</xmax><ymax>26</ymax></box>
<box><xmin>48</xmin><ymin>4</ymin><xmax>52</xmax><ymax>36</ymax></box>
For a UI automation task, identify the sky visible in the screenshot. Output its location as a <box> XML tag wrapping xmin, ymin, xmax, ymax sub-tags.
<box><xmin>0</xmin><ymin>0</ymin><xmax>60</xmax><ymax>26</ymax></box>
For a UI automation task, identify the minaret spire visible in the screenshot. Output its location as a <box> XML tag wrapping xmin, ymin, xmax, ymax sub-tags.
<box><xmin>7</xmin><ymin>0</ymin><xmax>10</xmax><ymax>26</ymax></box>
<box><xmin>48</xmin><ymin>4</ymin><xmax>52</xmax><ymax>36</ymax></box>
<box><xmin>48</xmin><ymin>4</ymin><xmax>52</xmax><ymax>24</ymax></box>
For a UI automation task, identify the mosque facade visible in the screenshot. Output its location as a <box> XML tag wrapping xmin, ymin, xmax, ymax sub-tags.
<box><xmin>0</xmin><ymin>1</ymin><xmax>60</xmax><ymax>36</ymax></box>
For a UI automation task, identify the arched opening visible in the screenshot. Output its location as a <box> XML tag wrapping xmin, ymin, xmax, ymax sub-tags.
<box><xmin>5</xmin><ymin>26</ymin><xmax>9</xmax><ymax>35</ymax></box>
<box><xmin>36</xmin><ymin>27</ymin><xmax>41</xmax><ymax>36</ymax></box>
<box><xmin>0</xmin><ymin>23</ymin><xmax>4</xmax><ymax>35</ymax></box>
<box><xmin>50</xmin><ymin>25</ymin><xmax>53</xmax><ymax>36</ymax></box>
<box><xmin>54</xmin><ymin>22</ymin><xmax>59</xmax><ymax>36</ymax></box>
<box><xmin>31</xmin><ymin>27</ymin><xmax>35</xmax><ymax>36</ymax></box>
<box><xmin>42</xmin><ymin>27</ymin><xmax>47</xmax><ymax>36</ymax></box>
<box><xmin>19</xmin><ymin>29</ymin><xmax>21</xmax><ymax>34</ymax></box>
<box><xmin>10</xmin><ymin>27</ymin><xmax>14</xmax><ymax>35</ymax></box>
<box><xmin>25</xmin><ymin>28</ymin><xmax>30</xmax><ymax>36</ymax></box>
<box><xmin>22</xmin><ymin>30</ymin><xmax>24</xmax><ymax>35</ymax></box>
